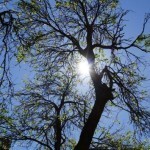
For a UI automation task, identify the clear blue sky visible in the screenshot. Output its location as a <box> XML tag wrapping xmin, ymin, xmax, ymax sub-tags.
<box><xmin>7</xmin><ymin>0</ymin><xmax>150</xmax><ymax>149</ymax></box>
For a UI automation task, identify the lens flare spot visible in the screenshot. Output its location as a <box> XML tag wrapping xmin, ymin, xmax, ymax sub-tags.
<box><xmin>78</xmin><ymin>60</ymin><xmax>89</xmax><ymax>75</ymax></box>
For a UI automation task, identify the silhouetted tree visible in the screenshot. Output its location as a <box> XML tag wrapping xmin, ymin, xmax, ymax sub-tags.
<box><xmin>0</xmin><ymin>0</ymin><xmax>150</xmax><ymax>149</ymax></box>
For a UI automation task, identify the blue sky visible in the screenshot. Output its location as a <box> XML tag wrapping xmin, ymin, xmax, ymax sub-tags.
<box><xmin>121</xmin><ymin>0</ymin><xmax>150</xmax><ymax>35</ymax></box>
<box><xmin>2</xmin><ymin>0</ymin><xmax>149</xmax><ymax>149</ymax></box>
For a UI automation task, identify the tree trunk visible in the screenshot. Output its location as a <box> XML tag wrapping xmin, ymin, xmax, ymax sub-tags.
<box><xmin>54</xmin><ymin>117</ymin><xmax>61</xmax><ymax>150</ymax></box>
<box><xmin>74</xmin><ymin>67</ymin><xmax>109</xmax><ymax>150</ymax></box>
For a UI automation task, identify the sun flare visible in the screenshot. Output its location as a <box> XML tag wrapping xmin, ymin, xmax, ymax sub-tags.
<box><xmin>78</xmin><ymin>60</ymin><xmax>90</xmax><ymax>75</ymax></box>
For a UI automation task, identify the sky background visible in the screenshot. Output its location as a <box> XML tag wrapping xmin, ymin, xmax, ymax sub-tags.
<box><xmin>1</xmin><ymin>0</ymin><xmax>149</xmax><ymax>149</ymax></box>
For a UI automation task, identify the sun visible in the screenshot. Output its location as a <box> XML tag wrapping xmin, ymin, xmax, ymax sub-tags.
<box><xmin>78</xmin><ymin>60</ymin><xmax>90</xmax><ymax>75</ymax></box>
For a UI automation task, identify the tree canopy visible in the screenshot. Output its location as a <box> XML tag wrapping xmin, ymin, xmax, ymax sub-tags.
<box><xmin>0</xmin><ymin>0</ymin><xmax>150</xmax><ymax>149</ymax></box>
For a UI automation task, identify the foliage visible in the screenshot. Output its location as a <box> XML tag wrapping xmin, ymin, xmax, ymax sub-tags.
<box><xmin>0</xmin><ymin>0</ymin><xmax>150</xmax><ymax>149</ymax></box>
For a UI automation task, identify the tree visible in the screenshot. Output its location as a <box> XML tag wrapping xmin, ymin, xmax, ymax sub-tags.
<box><xmin>0</xmin><ymin>0</ymin><xmax>150</xmax><ymax>149</ymax></box>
